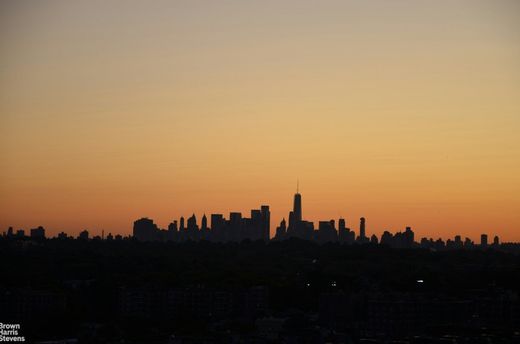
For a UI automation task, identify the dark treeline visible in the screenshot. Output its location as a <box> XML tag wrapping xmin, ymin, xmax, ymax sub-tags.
<box><xmin>1</xmin><ymin>238</ymin><xmax>520</xmax><ymax>343</ymax></box>
<box><xmin>3</xmin><ymin>238</ymin><xmax>520</xmax><ymax>290</ymax></box>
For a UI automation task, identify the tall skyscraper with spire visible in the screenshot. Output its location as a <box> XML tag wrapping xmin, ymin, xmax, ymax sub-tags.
<box><xmin>293</xmin><ymin>180</ymin><xmax>302</xmax><ymax>223</ymax></box>
<box><xmin>286</xmin><ymin>180</ymin><xmax>313</xmax><ymax>240</ymax></box>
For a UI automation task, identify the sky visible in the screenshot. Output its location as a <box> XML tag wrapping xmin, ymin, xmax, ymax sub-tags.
<box><xmin>1</xmin><ymin>0</ymin><xmax>519</xmax><ymax>241</ymax></box>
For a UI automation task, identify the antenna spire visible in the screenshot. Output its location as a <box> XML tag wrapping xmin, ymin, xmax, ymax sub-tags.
<box><xmin>297</xmin><ymin>179</ymin><xmax>299</xmax><ymax>193</ymax></box>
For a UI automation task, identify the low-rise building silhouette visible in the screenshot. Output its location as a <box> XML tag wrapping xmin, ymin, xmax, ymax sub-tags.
<box><xmin>30</xmin><ymin>226</ymin><xmax>46</xmax><ymax>240</ymax></box>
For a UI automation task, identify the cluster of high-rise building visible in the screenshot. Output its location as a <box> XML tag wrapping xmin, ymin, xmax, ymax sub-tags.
<box><xmin>272</xmin><ymin>191</ymin><xmax>370</xmax><ymax>244</ymax></box>
<box><xmin>2</xmin><ymin>226</ymin><xmax>46</xmax><ymax>240</ymax></box>
<box><xmin>130</xmin><ymin>191</ymin><xmax>375</xmax><ymax>245</ymax></box>
<box><xmin>1</xmin><ymin>190</ymin><xmax>504</xmax><ymax>249</ymax></box>
<box><xmin>128</xmin><ymin>190</ymin><xmax>501</xmax><ymax>249</ymax></box>
<box><xmin>133</xmin><ymin>205</ymin><xmax>270</xmax><ymax>242</ymax></box>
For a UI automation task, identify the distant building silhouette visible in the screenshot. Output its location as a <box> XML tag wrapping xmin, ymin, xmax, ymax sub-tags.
<box><xmin>293</xmin><ymin>192</ymin><xmax>302</xmax><ymax>223</ymax></box>
<box><xmin>30</xmin><ymin>226</ymin><xmax>45</xmax><ymax>240</ymax></box>
<box><xmin>133</xmin><ymin>218</ymin><xmax>158</xmax><ymax>241</ymax></box>
<box><xmin>317</xmin><ymin>220</ymin><xmax>338</xmax><ymax>244</ymax></box>
<box><xmin>454</xmin><ymin>235</ymin><xmax>463</xmax><ymax>249</ymax></box>
<box><xmin>357</xmin><ymin>217</ymin><xmax>368</xmax><ymax>243</ymax></box>
<box><xmin>481</xmin><ymin>234</ymin><xmax>488</xmax><ymax>248</ymax></box>
<box><xmin>4</xmin><ymin>189</ymin><xmax>508</xmax><ymax>249</ymax></box>
<box><xmin>261</xmin><ymin>205</ymin><xmax>270</xmax><ymax>242</ymax></box>
<box><xmin>274</xmin><ymin>218</ymin><xmax>287</xmax><ymax>241</ymax></box>
<box><xmin>125</xmin><ymin>190</ymin><xmax>507</xmax><ymax>249</ymax></box>
<box><xmin>78</xmin><ymin>230</ymin><xmax>89</xmax><ymax>240</ymax></box>
<box><xmin>338</xmin><ymin>218</ymin><xmax>354</xmax><ymax>244</ymax></box>
<box><xmin>130</xmin><ymin>204</ymin><xmax>270</xmax><ymax>243</ymax></box>
<box><xmin>180</xmin><ymin>216</ymin><xmax>185</xmax><ymax>231</ymax></box>
<box><xmin>201</xmin><ymin>214</ymin><xmax>208</xmax><ymax>231</ymax></box>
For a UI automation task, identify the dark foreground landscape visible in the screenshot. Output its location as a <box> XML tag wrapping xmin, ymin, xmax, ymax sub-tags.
<box><xmin>1</xmin><ymin>238</ymin><xmax>520</xmax><ymax>344</ymax></box>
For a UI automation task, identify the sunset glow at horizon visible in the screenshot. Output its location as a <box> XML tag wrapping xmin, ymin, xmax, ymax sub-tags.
<box><xmin>1</xmin><ymin>0</ymin><xmax>519</xmax><ymax>241</ymax></box>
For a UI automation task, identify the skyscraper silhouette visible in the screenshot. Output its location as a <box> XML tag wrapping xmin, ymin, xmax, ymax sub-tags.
<box><xmin>201</xmin><ymin>214</ymin><xmax>208</xmax><ymax>231</ymax></box>
<box><xmin>359</xmin><ymin>217</ymin><xmax>367</xmax><ymax>242</ymax></box>
<box><xmin>293</xmin><ymin>192</ymin><xmax>302</xmax><ymax>223</ymax></box>
<box><xmin>338</xmin><ymin>218</ymin><xmax>345</xmax><ymax>232</ymax></box>
<box><xmin>481</xmin><ymin>234</ymin><xmax>488</xmax><ymax>247</ymax></box>
<box><xmin>261</xmin><ymin>205</ymin><xmax>270</xmax><ymax>242</ymax></box>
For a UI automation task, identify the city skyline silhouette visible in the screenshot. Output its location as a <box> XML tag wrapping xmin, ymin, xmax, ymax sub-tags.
<box><xmin>2</xmin><ymin>188</ymin><xmax>509</xmax><ymax>247</ymax></box>
<box><xmin>1</xmin><ymin>2</ymin><xmax>520</xmax><ymax>342</ymax></box>
<box><xmin>2</xmin><ymin>1</ymin><xmax>520</xmax><ymax>243</ymax></box>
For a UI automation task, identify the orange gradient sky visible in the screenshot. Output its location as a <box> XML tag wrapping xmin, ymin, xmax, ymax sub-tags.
<box><xmin>1</xmin><ymin>0</ymin><xmax>519</xmax><ymax>241</ymax></box>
